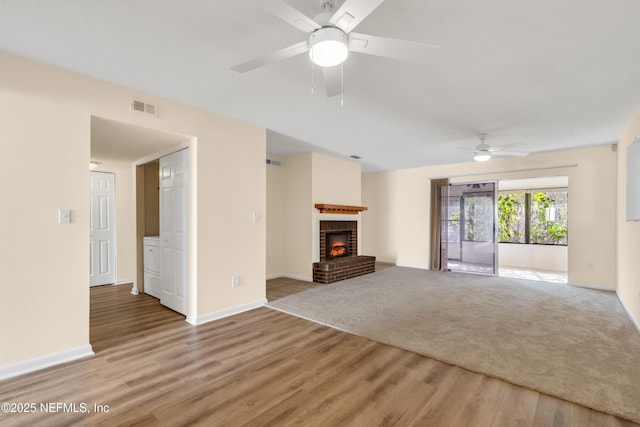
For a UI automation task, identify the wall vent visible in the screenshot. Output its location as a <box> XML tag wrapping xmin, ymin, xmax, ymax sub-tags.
<box><xmin>266</xmin><ymin>159</ymin><xmax>282</xmax><ymax>166</ymax></box>
<box><xmin>131</xmin><ymin>99</ymin><xmax>158</xmax><ymax>117</ymax></box>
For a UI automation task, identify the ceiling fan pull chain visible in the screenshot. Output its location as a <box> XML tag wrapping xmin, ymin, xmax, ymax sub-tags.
<box><xmin>311</xmin><ymin>53</ymin><xmax>316</xmax><ymax>96</ymax></box>
<box><xmin>341</xmin><ymin>62</ymin><xmax>344</xmax><ymax>107</ymax></box>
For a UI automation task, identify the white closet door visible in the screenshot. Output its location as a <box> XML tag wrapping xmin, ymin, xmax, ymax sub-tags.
<box><xmin>90</xmin><ymin>172</ymin><xmax>116</xmax><ymax>286</ymax></box>
<box><xmin>159</xmin><ymin>149</ymin><xmax>188</xmax><ymax>314</ymax></box>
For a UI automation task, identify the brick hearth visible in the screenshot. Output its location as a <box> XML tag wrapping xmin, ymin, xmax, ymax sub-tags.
<box><xmin>313</xmin><ymin>255</ymin><xmax>376</xmax><ymax>284</ymax></box>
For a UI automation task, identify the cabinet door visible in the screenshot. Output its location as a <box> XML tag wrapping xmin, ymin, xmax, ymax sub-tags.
<box><xmin>143</xmin><ymin>245</ymin><xmax>160</xmax><ymax>274</ymax></box>
<box><xmin>159</xmin><ymin>149</ymin><xmax>188</xmax><ymax>315</ymax></box>
<box><xmin>144</xmin><ymin>272</ymin><xmax>161</xmax><ymax>299</ymax></box>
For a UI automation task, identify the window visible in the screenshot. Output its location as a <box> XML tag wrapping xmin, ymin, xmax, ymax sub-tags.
<box><xmin>498</xmin><ymin>190</ymin><xmax>568</xmax><ymax>245</ymax></box>
<box><xmin>497</xmin><ymin>193</ymin><xmax>526</xmax><ymax>243</ymax></box>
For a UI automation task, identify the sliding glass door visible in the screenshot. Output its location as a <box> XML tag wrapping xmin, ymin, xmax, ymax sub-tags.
<box><xmin>441</xmin><ymin>182</ymin><xmax>497</xmax><ymax>274</ymax></box>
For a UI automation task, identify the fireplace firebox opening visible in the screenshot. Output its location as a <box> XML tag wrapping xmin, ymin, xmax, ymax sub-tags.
<box><xmin>326</xmin><ymin>231</ymin><xmax>351</xmax><ymax>260</ymax></box>
<box><xmin>318</xmin><ymin>220</ymin><xmax>358</xmax><ymax>262</ymax></box>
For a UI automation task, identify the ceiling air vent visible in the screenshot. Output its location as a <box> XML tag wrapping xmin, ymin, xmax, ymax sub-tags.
<box><xmin>131</xmin><ymin>99</ymin><xmax>158</xmax><ymax>117</ymax></box>
<box><xmin>266</xmin><ymin>159</ymin><xmax>282</xmax><ymax>166</ymax></box>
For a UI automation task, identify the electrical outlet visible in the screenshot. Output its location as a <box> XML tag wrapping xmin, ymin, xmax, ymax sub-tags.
<box><xmin>232</xmin><ymin>276</ymin><xmax>239</xmax><ymax>288</ymax></box>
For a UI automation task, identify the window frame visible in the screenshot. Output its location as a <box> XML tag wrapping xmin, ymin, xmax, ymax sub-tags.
<box><xmin>498</xmin><ymin>188</ymin><xmax>568</xmax><ymax>246</ymax></box>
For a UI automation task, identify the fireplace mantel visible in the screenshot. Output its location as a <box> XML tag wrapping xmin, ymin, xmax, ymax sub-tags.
<box><xmin>315</xmin><ymin>204</ymin><xmax>368</xmax><ymax>215</ymax></box>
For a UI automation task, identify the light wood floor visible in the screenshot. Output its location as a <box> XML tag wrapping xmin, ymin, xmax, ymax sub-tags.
<box><xmin>266</xmin><ymin>276</ymin><xmax>322</xmax><ymax>301</ymax></box>
<box><xmin>0</xmin><ymin>282</ymin><xmax>637</xmax><ymax>426</ymax></box>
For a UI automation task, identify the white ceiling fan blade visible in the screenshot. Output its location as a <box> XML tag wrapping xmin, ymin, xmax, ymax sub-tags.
<box><xmin>492</xmin><ymin>150</ymin><xmax>530</xmax><ymax>157</ymax></box>
<box><xmin>322</xmin><ymin>66</ymin><xmax>342</xmax><ymax>97</ymax></box>
<box><xmin>230</xmin><ymin>40</ymin><xmax>309</xmax><ymax>73</ymax></box>
<box><xmin>489</xmin><ymin>142</ymin><xmax>525</xmax><ymax>152</ymax></box>
<box><xmin>349</xmin><ymin>32</ymin><xmax>440</xmax><ymax>64</ymax></box>
<box><xmin>329</xmin><ymin>0</ymin><xmax>385</xmax><ymax>33</ymax></box>
<box><xmin>266</xmin><ymin>0</ymin><xmax>320</xmax><ymax>33</ymax></box>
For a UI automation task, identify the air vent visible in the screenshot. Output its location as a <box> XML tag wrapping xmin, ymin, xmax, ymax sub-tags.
<box><xmin>266</xmin><ymin>159</ymin><xmax>282</xmax><ymax>166</ymax></box>
<box><xmin>131</xmin><ymin>99</ymin><xmax>158</xmax><ymax>117</ymax></box>
<box><xmin>349</xmin><ymin>155</ymin><xmax>361</xmax><ymax>159</ymax></box>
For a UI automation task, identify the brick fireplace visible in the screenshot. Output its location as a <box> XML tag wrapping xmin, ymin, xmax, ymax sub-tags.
<box><xmin>312</xmin><ymin>206</ymin><xmax>376</xmax><ymax>284</ymax></box>
<box><xmin>318</xmin><ymin>220</ymin><xmax>358</xmax><ymax>262</ymax></box>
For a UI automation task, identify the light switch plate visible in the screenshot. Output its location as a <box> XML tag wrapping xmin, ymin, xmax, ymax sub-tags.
<box><xmin>58</xmin><ymin>209</ymin><xmax>71</xmax><ymax>224</ymax></box>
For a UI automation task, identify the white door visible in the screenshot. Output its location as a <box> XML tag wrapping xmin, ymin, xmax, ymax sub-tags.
<box><xmin>160</xmin><ymin>149</ymin><xmax>188</xmax><ymax>314</ymax></box>
<box><xmin>90</xmin><ymin>171</ymin><xmax>116</xmax><ymax>286</ymax></box>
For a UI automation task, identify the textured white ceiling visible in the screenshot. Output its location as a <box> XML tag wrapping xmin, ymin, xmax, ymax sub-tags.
<box><xmin>2</xmin><ymin>0</ymin><xmax>639</xmax><ymax>171</ymax></box>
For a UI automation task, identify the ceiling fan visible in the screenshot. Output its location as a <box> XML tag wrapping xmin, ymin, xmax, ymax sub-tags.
<box><xmin>230</xmin><ymin>0</ymin><xmax>439</xmax><ymax>97</ymax></box>
<box><xmin>460</xmin><ymin>133</ymin><xmax>529</xmax><ymax>162</ymax></box>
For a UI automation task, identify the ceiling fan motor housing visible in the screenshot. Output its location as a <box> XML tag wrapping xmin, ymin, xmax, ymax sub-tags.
<box><xmin>309</xmin><ymin>27</ymin><xmax>349</xmax><ymax>67</ymax></box>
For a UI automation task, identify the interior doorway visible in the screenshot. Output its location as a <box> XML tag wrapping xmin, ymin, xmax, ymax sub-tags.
<box><xmin>90</xmin><ymin>116</ymin><xmax>192</xmax><ymax>351</ymax></box>
<box><xmin>497</xmin><ymin>176</ymin><xmax>569</xmax><ymax>284</ymax></box>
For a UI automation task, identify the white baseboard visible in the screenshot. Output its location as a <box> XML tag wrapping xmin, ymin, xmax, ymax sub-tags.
<box><xmin>116</xmin><ymin>278</ymin><xmax>134</xmax><ymax>286</ymax></box>
<box><xmin>186</xmin><ymin>299</ymin><xmax>267</xmax><ymax>326</ymax></box>
<box><xmin>395</xmin><ymin>263</ymin><xmax>428</xmax><ymax>270</ymax></box>
<box><xmin>568</xmin><ymin>282</ymin><xmax>616</xmax><ymax>291</ymax></box>
<box><xmin>616</xmin><ymin>291</ymin><xmax>640</xmax><ymax>334</ymax></box>
<box><xmin>266</xmin><ymin>273</ymin><xmax>313</xmax><ymax>282</ymax></box>
<box><xmin>0</xmin><ymin>345</ymin><xmax>94</xmax><ymax>381</ymax></box>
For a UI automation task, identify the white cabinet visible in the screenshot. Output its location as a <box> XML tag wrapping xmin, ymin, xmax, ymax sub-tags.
<box><xmin>143</xmin><ymin>236</ymin><xmax>161</xmax><ymax>299</ymax></box>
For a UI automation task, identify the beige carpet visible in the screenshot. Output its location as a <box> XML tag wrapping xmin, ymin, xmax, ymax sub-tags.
<box><xmin>268</xmin><ymin>266</ymin><xmax>640</xmax><ymax>423</ymax></box>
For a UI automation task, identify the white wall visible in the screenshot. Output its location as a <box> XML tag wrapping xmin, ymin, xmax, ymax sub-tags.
<box><xmin>1</xmin><ymin>77</ymin><xmax>91</xmax><ymax>369</ymax></box>
<box><xmin>616</xmin><ymin>102</ymin><xmax>640</xmax><ymax>328</ymax></box>
<box><xmin>362</xmin><ymin>145</ymin><xmax>617</xmax><ymax>288</ymax></box>
<box><xmin>311</xmin><ymin>152</ymin><xmax>361</xmax><ymax>206</ymax></box>
<box><xmin>283</xmin><ymin>153</ymin><xmax>314</xmax><ymax>280</ymax></box>
<box><xmin>266</xmin><ymin>155</ymin><xmax>286</xmax><ymax>278</ymax></box>
<box><xmin>0</xmin><ymin>52</ymin><xmax>266</xmax><ymax>372</ymax></box>
<box><xmin>192</xmin><ymin>125</ymin><xmax>266</xmax><ymax>317</ymax></box>
<box><xmin>499</xmin><ymin>244</ymin><xmax>568</xmax><ymax>272</ymax></box>
<box><xmin>361</xmin><ymin>168</ymin><xmax>431</xmax><ymax>268</ymax></box>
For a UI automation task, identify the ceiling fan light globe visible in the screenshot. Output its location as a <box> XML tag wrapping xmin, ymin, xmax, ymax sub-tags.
<box><xmin>309</xmin><ymin>41</ymin><xmax>349</xmax><ymax>66</ymax></box>
<box><xmin>474</xmin><ymin>152</ymin><xmax>491</xmax><ymax>162</ymax></box>
<box><xmin>309</xmin><ymin>27</ymin><xmax>349</xmax><ymax>67</ymax></box>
